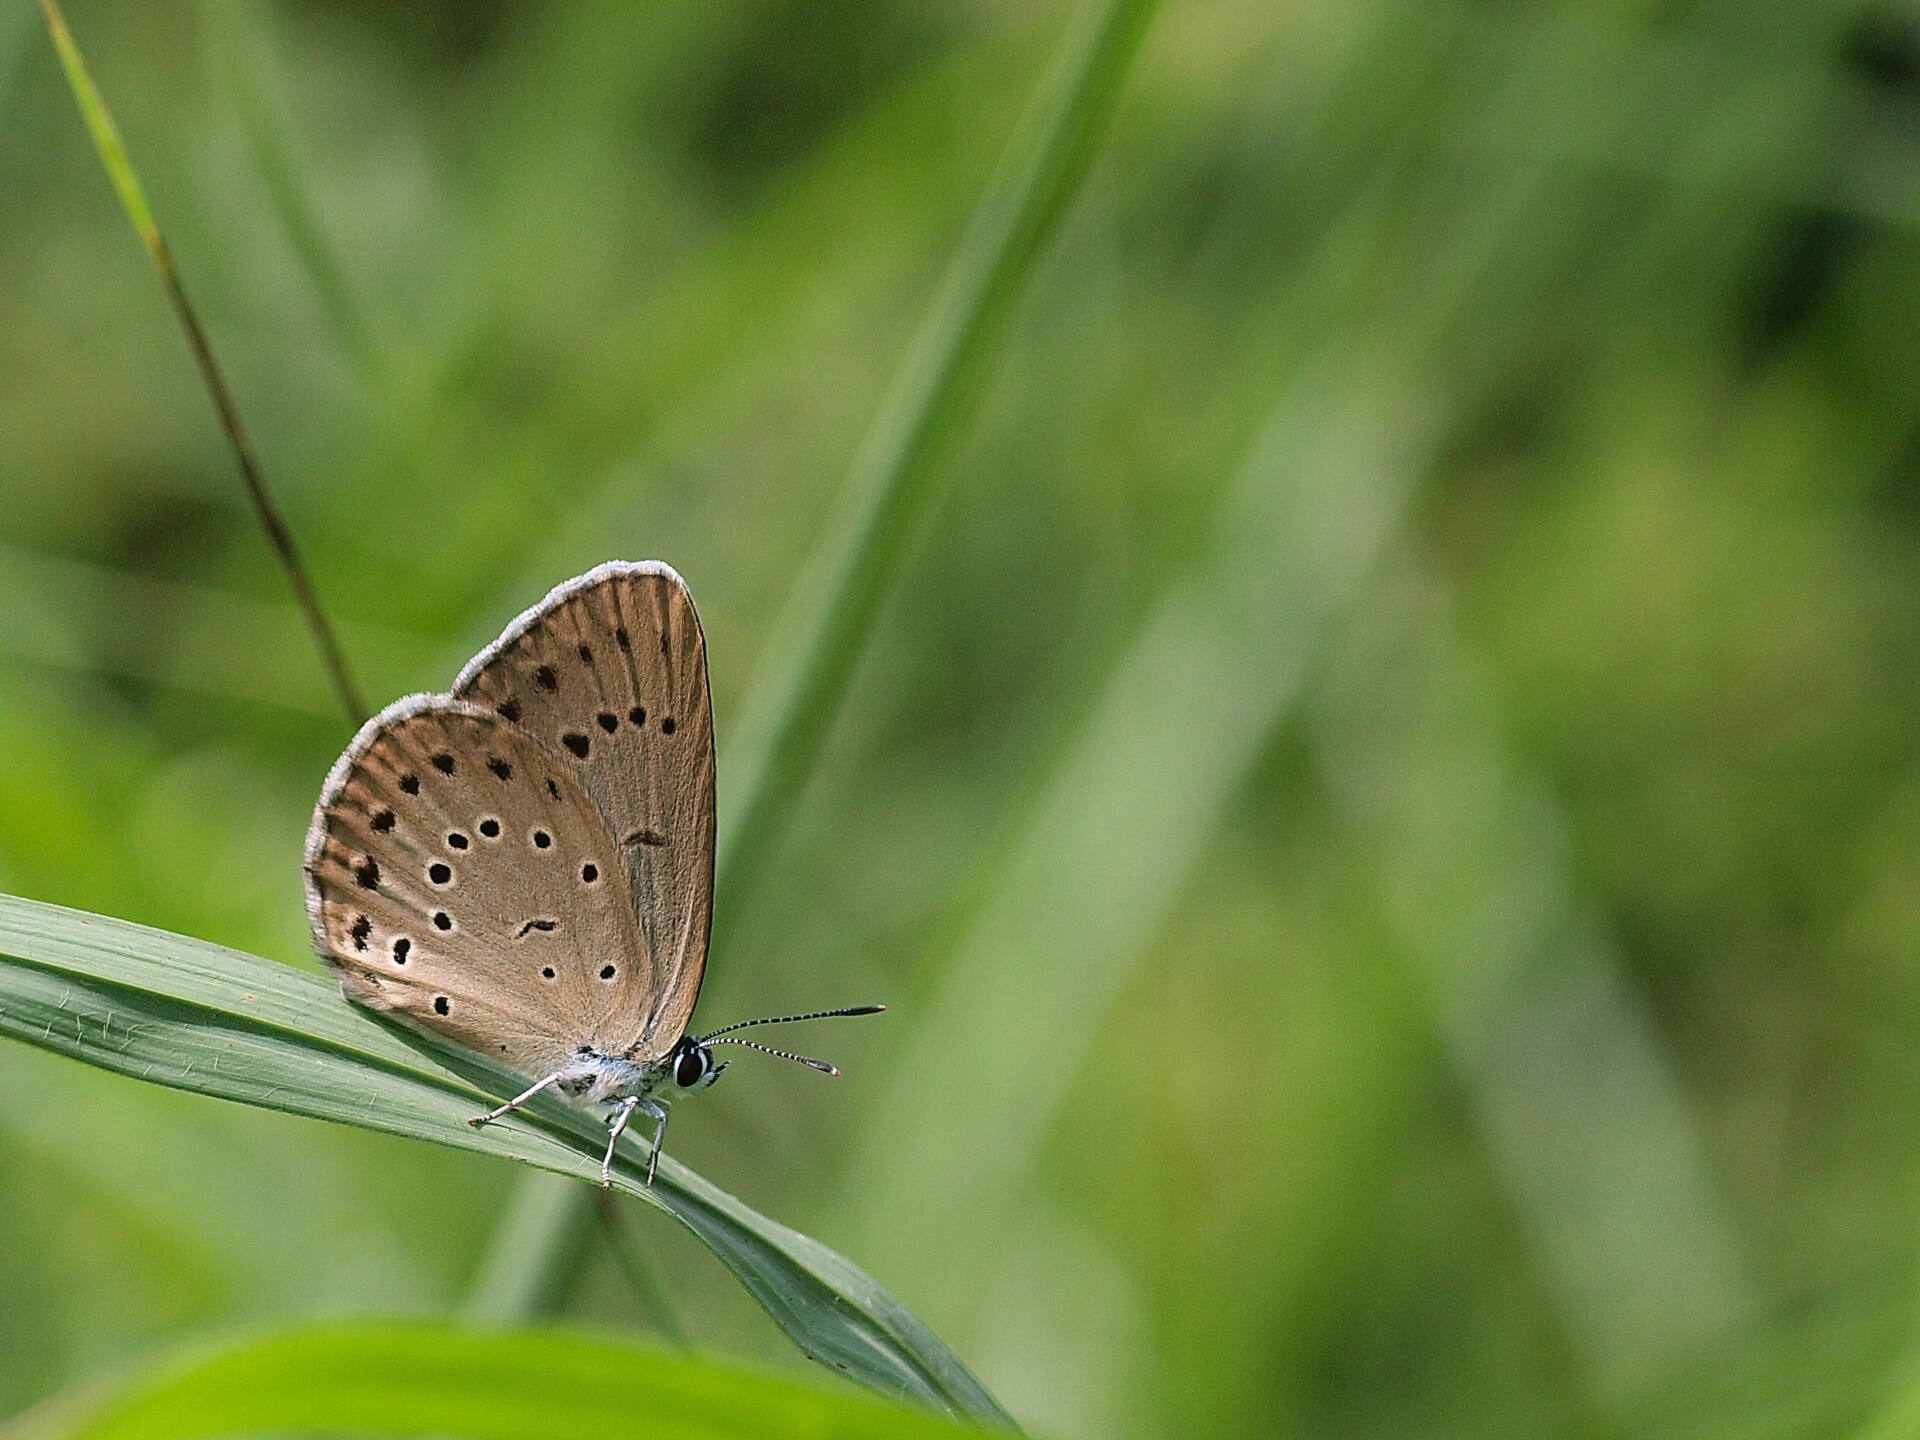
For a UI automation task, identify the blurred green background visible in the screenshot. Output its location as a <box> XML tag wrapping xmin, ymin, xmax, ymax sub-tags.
<box><xmin>5</xmin><ymin>0</ymin><xmax>1920</xmax><ymax>1436</ymax></box>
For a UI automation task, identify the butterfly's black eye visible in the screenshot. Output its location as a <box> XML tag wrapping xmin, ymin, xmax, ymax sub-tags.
<box><xmin>674</xmin><ymin>1045</ymin><xmax>709</xmax><ymax>1088</ymax></box>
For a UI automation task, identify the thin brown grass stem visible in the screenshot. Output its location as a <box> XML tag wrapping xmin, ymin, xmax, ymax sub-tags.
<box><xmin>38</xmin><ymin>0</ymin><xmax>367</xmax><ymax>727</ymax></box>
<box><xmin>155</xmin><ymin>257</ymin><xmax>369</xmax><ymax>724</ymax></box>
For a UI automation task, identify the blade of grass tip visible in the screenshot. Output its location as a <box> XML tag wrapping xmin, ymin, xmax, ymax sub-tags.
<box><xmin>0</xmin><ymin>895</ymin><xmax>1012</xmax><ymax>1425</ymax></box>
<box><xmin>471</xmin><ymin>0</ymin><xmax>1159</xmax><ymax>1334</ymax></box>
<box><xmin>711</xmin><ymin>0</ymin><xmax>1162</xmax><ymax>958</ymax></box>
<box><xmin>37</xmin><ymin>0</ymin><xmax>367</xmax><ymax>726</ymax></box>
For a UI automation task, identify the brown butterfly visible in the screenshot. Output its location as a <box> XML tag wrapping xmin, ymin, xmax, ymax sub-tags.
<box><xmin>303</xmin><ymin>562</ymin><xmax>880</xmax><ymax>1185</ymax></box>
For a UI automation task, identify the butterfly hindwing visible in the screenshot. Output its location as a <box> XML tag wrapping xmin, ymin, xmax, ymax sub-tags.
<box><xmin>450</xmin><ymin>561</ymin><xmax>717</xmax><ymax>1060</ymax></box>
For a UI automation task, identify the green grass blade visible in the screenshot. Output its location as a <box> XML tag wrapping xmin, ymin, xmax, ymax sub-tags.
<box><xmin>844</xmin><ymin>356</ymin><xmax>1431</xmax><ymax>1294</ymax></box>
<box><xmin>713</xmin><ymin>0</ymin><xmax>1162</xmax><ymax>949</ymax></box>
<box><xmin>35</xmin><ymin>0</ymin><xmax>159</xmax><ymax>252</ymax></box>
<box><xmin>5</xmin><ymin>1321</ymin><xmax>998</xmax><ymax>1440</ymax></box>
<box><xmin>478</xmin><ymin>0</ymin><xmax>1158</xmax><ymax>1335</ymax></box>
<box><xmin>0</xmin><ymin>894</ymin><xmax>1010</xmax><ymax>1427</ymax></box>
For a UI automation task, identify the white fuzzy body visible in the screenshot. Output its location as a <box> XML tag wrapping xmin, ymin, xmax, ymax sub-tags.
<box><xmin>558</xmin><ymin>1050</ymin><xmax>671</xmax><ymax>1106</ymax></box>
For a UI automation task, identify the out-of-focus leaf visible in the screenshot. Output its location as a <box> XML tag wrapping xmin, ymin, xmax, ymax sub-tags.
<box><xmin>6</xmin><ymin>1321</ymin><xmax>998</xmax><ymax>1440</ymax></box>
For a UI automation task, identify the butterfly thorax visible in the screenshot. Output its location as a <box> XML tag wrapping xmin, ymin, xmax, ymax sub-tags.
<box><xmin>558</xmin><ymin>1034</ymin><xmax>721</xmax><ymax>1105</ymax></box>
<box><xmin>558</xmin><ymin>1050</ymin><xmax>667</xmax><ymax>1105</ymax></box>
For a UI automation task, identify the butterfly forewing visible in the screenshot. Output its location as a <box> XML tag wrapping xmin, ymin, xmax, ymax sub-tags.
<box><xmin>451</xmin><ymin>562</ymin><xmax>715</xmax><ymax>1058</ymax></box>
<box><xmin>304</xmin><ymin>699</ymin><xmax>661</xmax><ymax>1073</ymax></box>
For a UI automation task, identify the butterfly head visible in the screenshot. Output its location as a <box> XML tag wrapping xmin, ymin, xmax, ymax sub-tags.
<box><xmin>668</xmin><ymin>1035</ymin><xmax>725</xmax><ymax>1092</ymax></box>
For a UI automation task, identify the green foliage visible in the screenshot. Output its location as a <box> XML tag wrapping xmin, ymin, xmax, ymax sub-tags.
<box><xmin>7</xmin><ymin>1</ymin><xmax>1920</xmax><ymax>1438</ymax></box>
<box><xmin>6</xmin><ymin>1322</ymin><xmax>997</xmax><ymax>1440</ymax></box>
<box><xmin>716</xmin><ymin>0</ymin><xmax>1160</xmax><ymax>939</ymax></box>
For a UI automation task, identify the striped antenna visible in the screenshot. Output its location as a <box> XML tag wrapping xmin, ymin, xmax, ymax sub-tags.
<box><xmin>698</xmin><ymin>1004</ymin><xmax>885</xmax><ymax>1041</ymax></box>
<box><xmin>706</xmin><ymin>1037</ymin><xmax>840</xmax><ymax>1074</ymax></box>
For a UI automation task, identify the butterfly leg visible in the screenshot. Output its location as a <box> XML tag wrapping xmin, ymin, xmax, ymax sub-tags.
<box><xmin>469</xmin><ymin>1070</ymin><xmax>564</xmax><ymax>1127</ymax></box>
<box><xmin>601</xmin><ymin>1096</ymin><xmax>643</xmax><ymax>1188</ymax></box>
<box><xmin>642</xmin><ymin>1098</ymin><xmax>671</xmax><ymax>1188</ymax></box>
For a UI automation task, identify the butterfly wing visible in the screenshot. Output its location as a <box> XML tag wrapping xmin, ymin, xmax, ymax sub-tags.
<box><xmin>451</xmin><ymin>562</ymin><xmax>716</xmax><ymax>1061</ymax></box>
<box><xmin>304</xmin><ymin>698</ymin><xmax>660</xmax><ymax>1075</ymax></box>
